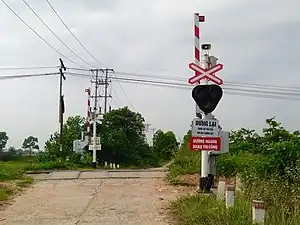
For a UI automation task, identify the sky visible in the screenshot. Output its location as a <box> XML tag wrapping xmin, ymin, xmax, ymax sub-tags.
<box><xmin>0</xmin><ymin>0</ymin><xmax>299</xmax><ymax>149</ymax></box>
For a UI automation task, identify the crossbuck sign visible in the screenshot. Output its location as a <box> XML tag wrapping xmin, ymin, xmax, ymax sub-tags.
<box><xmin>188</xmin><ymin>63</ymin><xmax>223</xmax><ymax>85</ymax></box>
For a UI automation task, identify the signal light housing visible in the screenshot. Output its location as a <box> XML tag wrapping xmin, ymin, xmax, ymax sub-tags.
<box><xmin>192</xmin><ymin>84</ymin><xmax>223</xmax><ymax>114</ymax></box>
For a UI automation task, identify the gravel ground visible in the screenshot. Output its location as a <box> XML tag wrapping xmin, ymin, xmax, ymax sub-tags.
<box><xmin>0</xmin><ymin>177</ymin><xmax>192</xmax><ymax>225</ymax></box>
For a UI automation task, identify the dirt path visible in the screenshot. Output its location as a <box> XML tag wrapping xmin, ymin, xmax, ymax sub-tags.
<box><xmin>0</xmin><ymin>170</ymin><xmax>192</xmax><ymax>224</ymax></box>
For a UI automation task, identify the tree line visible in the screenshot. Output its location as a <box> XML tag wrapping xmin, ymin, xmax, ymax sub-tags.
<box><xmin>2</xmin><ymin>106</ymin><xmax>179</xmax><ymax>168</ymax></box>
<box><xmin>0</xmin><ymin>132</ymin><xmax>39</xmax><ymax>160</ymax></box>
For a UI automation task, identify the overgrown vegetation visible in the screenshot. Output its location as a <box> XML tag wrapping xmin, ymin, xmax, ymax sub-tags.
<box><xmin>169</xmin><ymin>117</ymin><xmax>300</xmax><ymax>225</ymax></box>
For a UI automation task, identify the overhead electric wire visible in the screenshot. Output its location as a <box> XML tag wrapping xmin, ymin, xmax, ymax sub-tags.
<box><xmin>66</xmin><ymin>68</ymin><xmax>300</xmax><ymax>92</ymax></box>
<box><xmin>65</xmin><ymin>72</ymin><xmax>300</xmax><ymax>101</ymax></box>
<box><xmin>1</xmin><ymin>0</ymin><xmax>83</xmax><ymax>68</ymax></box>
<box><xmin>44</xmin><ymin>0</ymin><xmax>136</xmax><ymax>110</ymax></box>
<box><xmin>67</xmin><ymin>71</ymin><xmax>300</xmax><ymax>96</ymax></box>
<box><xmin>110</xmin><ymin>87</ymin><xmax>123</xmax><ymax>107</ymax></box>
<box><xmin>115</xmin><ymin>80</ymin><xmax>136</xmax><ymax>111</ymax></box>
<box><xmin>0</xmin><ymin>72</ymin><xmax>59</xmax><ymax>80</ymax></box>
<box><xmin>45</xmin><ymin>0</ymin><xmax>105</xmax><ymax>67</ymax></box>
<box><xmin>114</xmin><ymin>71</ymin><xmax>300</xmax><ymax>92</ymax></box>
<box><xmin>21</xmin><ymin>0</ymin><xmax>92</xmax><ymax>68</ymax></box>
<box><xmin>0</xmin><ymin>66</ymin><xmax>58</xmax><ymax>70</ymax></box>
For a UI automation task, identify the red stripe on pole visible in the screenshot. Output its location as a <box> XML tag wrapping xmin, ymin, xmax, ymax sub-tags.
<box><xmin>194</xmin><ymin>25</ymin><xmax>199</xmax><ymax>38</ymax></box>
<box><xmin>195</xmin><ymin>47</ymin><xmax>200</xmax><ymax>61</ymax></box>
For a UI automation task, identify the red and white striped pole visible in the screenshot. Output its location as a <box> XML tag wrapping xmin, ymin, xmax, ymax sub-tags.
<box><xmin>194</xmin><ymin>13</ymin><xmax>205</xmax><ymax>119</ymax></box>
<box><xmin>194</xmin><ymin>13</ymin><xmax>206</xmax><ymax>192</ymax></box>
<box><xmin>85</xmin><ymin>88</ymin><xmax>91</xmax><ymax>134</ymax></box>
<box><xmin>194</xmin><ymin>14</ymin><xmax>205</xmax><ymax>74</ymax></box>
<box><xmin>194</xmin><ymin>13</ymin><xmax>201</xmax><ymax>73</ymax></box>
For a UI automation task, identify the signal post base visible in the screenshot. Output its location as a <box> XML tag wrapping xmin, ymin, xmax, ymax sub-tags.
<box><xmin>91</xmin><ymin>162</ymin><xmax>97</xmax><ymax>169</ymax></box>
<box><xmin>199</xmin><ymin>174</ymin><xmax>214</xmax><ymax>192</ymax></box>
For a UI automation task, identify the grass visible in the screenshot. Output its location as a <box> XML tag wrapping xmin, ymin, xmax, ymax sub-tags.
<box><xmin>0</xmin><ymin>187</ymin><xmax>14</xmax><ymax>201</ymax></box>
<box><xmin>171</xmin><ymin>189</ymin><xmax>300</xmax><ymax>225</ymax></box>
<box><xmin>172</xmin><ymin>194</ymin><xmax>254</xmax><ymax>225</ymax></box>
<box><xmin>15</xmin><ymin>177</ymin><xmax>33</xmax><ymax>187</ymax></box>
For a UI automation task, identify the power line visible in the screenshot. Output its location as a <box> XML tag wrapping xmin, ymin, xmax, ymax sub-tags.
<box><xmin>67</xmin><ymin>68</ymin><xmax>300</xmax><ymax>92</ymax></box>
<box><xmin>110</xmin><ymin>87</ymin><xmax>123</xmax><ymax>107</ymax></box>
<box><xmin>0</xmin><ymin>72</ymin><xmax>59</xmax><ymax>80</ymax></box>
<box><xmin>114</xmin><ymin>71</ymin><xmax>300</xmax><ymax>92</ymax></box>
<box><xmin>21</xmin><ymin>0</ymin><xmax>92</xmax><ymax>68</ymax></box>
<box><xmin>110</xmin><ymin>77</ymin><xmax>300</xmax><ymax>101</ymax></box>
<box><xmin>67</xmin><ymin>72</ymin><xmax>300</xmax><ymax>96</ymax></box>
<box><xmin>114</xmin><ymin>76</ymin><xmax>136</xmax><ymax>111</ymax></box>
<box><xmin>65</xmin><ymin>72</ymin><xmax>300</xmax><ymax>101</ymax></box>
<box><xmin>1</xmin><ymin>0</ymin><xmax>83</xmax><ymax>68</ymax></box>
<box><xmin>0</xmin><ymin>66</ymin><xmax>58</xmax><ymax>70</ymax></box>
<box><xmin>45</xmin><ymin>0</ymin><xmax>106</xmax><ymax>67</ymax></box>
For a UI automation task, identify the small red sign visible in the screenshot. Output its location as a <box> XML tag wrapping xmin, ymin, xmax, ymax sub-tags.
<box><xmin>189</xmin><ymin>136</ymin><xmax>221</xmax><ymax>151</ymax></box>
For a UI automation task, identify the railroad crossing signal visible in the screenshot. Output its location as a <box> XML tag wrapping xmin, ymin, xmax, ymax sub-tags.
<box><xmin>188</xmin><ymin>63</ymin><xmax>223</xmax><ymax>85</ymax></box>
<box><xmin>192</xmin><ymin>84</ymin><xmax>223</xmax><ymax>114</ymax></box>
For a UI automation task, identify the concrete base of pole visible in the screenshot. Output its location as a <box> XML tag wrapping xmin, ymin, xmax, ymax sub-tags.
<box><xmin>91</xmin><ymin>162</ymin><xmax>97</xmax><ymax>168</ymax></box>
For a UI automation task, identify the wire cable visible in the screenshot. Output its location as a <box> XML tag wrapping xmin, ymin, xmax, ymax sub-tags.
<box><xmin>67</xmin><ymin>68</ymin><xmax>300</xmax><ymax>92</ymax></box>
<box><xmin>114</xmin><ymin>71</ymin><xmax>300</xmax><ymax>92</ymax></box>
<box><xmin>0</xmin><ymin>72</ymin><xmax>59</xmax><ymax>80</ymax></box>
<box><xmin>21</xmin><ymin>0</ymin><xmax>92</xmax><ymax>68</ymax></box>
<box><xmin>66</xmin><ymin>72</ymin><xmax>300</xmax><ymax>101</ymax></box>
<box><xmin>45</xmin><ymin>0</ymin><xmax>106</xmax><ymax>67</ymax></box>
<box><xmin>0</xmin><ymin>66</ymin><xmax>58</xmax><ymax>70</ymax></box>
<box><xmin>111</xmin><ymin>71</ymin><xmax>136</xmax><ymax>111</ymax></box>
<box><xmin>1</xmin><ymin>0</ymin><xmax>83</xmax><ymax>68</ymax></box>
<box><xmin>68</xmin><ymin>72</ymin><xmax>300</xmax><ymax>96</ymax></box>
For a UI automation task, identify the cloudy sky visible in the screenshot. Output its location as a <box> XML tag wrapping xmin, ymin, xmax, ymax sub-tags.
<box><xmin>0</xmin><ymin>0</ymin><xmax>299</xmax><ymax>149</ymax></box>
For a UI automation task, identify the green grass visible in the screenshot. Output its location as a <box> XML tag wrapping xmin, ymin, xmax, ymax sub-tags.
<box><xmin>171</xmin><ymin>194</ymin><xmax>253</xmax><ymax>225</ymax></box>
<box><xmin>0</xmin><ymin>187</ymin><xmax>14</xmax><ymax>201</ymax></box>
<box><xmin>168</xmin><ymin>146</ymin><xmax>200</xmax><ymax>177</ymax></box>
<box><xmin>15</xmin><ymin>177</ymin><xmax>33</xmax><ymax>187</ymax></box>
<box><xmin>171</xmin><ymin>190</ymin><xmax>300</xmax><ymax>225</ymax></box>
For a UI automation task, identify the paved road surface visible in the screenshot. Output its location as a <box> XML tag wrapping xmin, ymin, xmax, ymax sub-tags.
<box><xmin>0</xmin><ymin>169</ymin><xmax>191</xmax><ymax>224</ymax></box>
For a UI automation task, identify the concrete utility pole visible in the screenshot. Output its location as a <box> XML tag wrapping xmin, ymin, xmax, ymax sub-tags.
<box><xmin>90</xmin><ymin>69</ymin><xmax>100</xmax><ymax>168</ymax></box>
<box><xmin>103</xmin><ymin>69</ymin><xmax>113</xmax><ymax>113</ymax></box>
<box><xmin>58</xmin><ymin>58</ymin><xmax>66</xmax><ymax>152</ymax></box>
<box><xmin>89</xmin><ymin>68</ymin><xmax>114</xmax><ymax>168</ymax></box>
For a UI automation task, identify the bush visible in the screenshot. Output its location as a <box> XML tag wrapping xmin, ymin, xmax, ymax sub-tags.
<box><xmin>168</xmin><ymin>145</ymin><xmax>200</xmax><ymax>177</ymax></box>
<box><xmin>169</xmin><ymin>117</ymin><xmax>300</xmax><ymax>224</ymax></box>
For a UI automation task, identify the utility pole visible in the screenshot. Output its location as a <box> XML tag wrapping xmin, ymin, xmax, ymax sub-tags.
<box><xmin>90</xmin><ymin>69</ymin><xmax>100</xmax><ymax>168</ymax></box>
<box><xmin>103</xmin><ymin>69</ymin><xmax>113</xmax><ymax>113</ymax></box>
<box><xmin>59</xmin><ymin>58</ymin><xmax>66</xmax><ymax>153</ymax></box>
<box><xmin>89</xmin><ymin>68</ymin><xmax>113</xmax><ymax>168</ymax></box>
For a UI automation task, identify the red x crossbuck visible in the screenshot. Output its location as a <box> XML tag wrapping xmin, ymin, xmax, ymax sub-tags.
<box><xmin>188</xmin><ymin>63</ymin><xmax>223</xmax><ymax>85</ymax></box>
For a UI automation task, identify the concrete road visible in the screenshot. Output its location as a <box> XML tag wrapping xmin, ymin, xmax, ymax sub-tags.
<box><xmin>0</xmin><ymin>170</ymin><xmax>191</xmax><ymax>225</ymax></box>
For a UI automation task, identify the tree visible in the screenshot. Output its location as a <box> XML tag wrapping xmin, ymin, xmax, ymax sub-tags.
<box><xmin>100</xmin><ymin>107</ymin><xmax>159</xmax><ymax>166</ymax></box>
<box><xmin>43</xmin><ymin>115</ymin><xmax>85</xmax><ymax>159</ymax></box>
<box><xmin>153</xmin><ymin>129</ymin><xmax>178</xmax><ymax>160</ymax></box>
<box><xmin>0</xmin><ymin>132</ymin><xmax>8</xmax><ymax>152</ymax></box>
<box><xmin>22</xmin><ymin>136</ymin><xmax>39</xmax><ymax>156</ymax></box>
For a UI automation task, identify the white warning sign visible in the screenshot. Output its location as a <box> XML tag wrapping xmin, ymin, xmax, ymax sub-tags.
<box><xmin>192</xmin><ymin>118</ymin><xmax>219</xmax><ymax>137</ymax></box>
